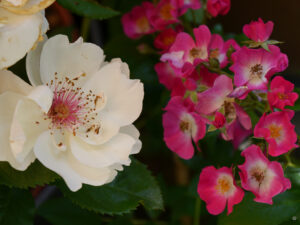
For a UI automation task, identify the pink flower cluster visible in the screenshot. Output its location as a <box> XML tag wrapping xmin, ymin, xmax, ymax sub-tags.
<box><xmin>122</xmin><ymin>0</ymin><xmax>230</xmax><ymax>39</ymax></box>
<box><xmin>160</xmin><ymin>19</ymin><xmax>298</xmax><ymax>215</ymax></box>
<box><xmin>123</xmin><ymin>2</ymin><xmax>299</xmax><ymax>217</ymax></box>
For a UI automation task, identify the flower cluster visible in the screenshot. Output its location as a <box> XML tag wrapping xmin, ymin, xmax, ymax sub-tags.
<box><xmin>122</xmin><ymin>0</ymin><xmax>230</xmax><ymax>39</ymax></box>
<box><xmin>0</xmin><ymin>1</ymin><xmax>144</xmax><ymax>192</ymax></box>
<box><xmin>122</xmin><ymin>2</ymin><xmax>298</xmax><ymax>216</ymax></box>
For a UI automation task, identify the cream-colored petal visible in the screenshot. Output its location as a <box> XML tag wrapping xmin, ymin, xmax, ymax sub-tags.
<box><xmin>26</xmin><ymin>35</ymin><xmax>47</xmax><ymax>86</ymax></box>
<box><xmin>10</xmin><ymin>96</ymin><xmax>48</xmax><ymax>163</ymax></box>
<box><xmin>27</xmin><ymin>85</ymin><xmax>53</xmax><ymax>113</ymax></box>
<box><xmin>0</xmin><ymin>9</ymin><xmax>45</xmax><ymax>69</ymax></box>
<box><xmin>1</xmin><ymin>0</ymin><xmax>55</xmax><ymax>15</ymax></box>
<box><xmin>83</xmin><ymin>61</ymin><xmax>144</xmax><ymax>126</ymax></box>
<box><xmin>34</xmin><ymin>131</ymin><xmax>117</xmax><ymax>191</ymax></box>
<box><xmin>39</xmin><ymin>35</ymin><xmax>104</xmax><ymax>85</ymax></box>
<box><xmin>0</xmin><ymin>0</ymin><xmax>29</xmax><ymax>7</ymax></box>
<box><xmin>0</xmin><ymin>70</ymin><xmax>32</xmax><ymax>95</ymax></box>
<box><xmin>0</xmin><ymin>92</ymin><xmax>35</xmax><ymax>170</ymax></box>
<box><xmin>77</xmin><ymin>112</ymin><xmax>120</xmax><ymax>146</ymax></box>
<box><xmin>70</xmin><ymin>132</ymin><xmax>136</xmax><ymax>169</ymax></box>
<box><xmin>120</xmin><ymin>125</ymin><xmax>142</xmax><ymax>155</ymax></box>
<box><xmin>110</xmin><ymin>58</ymin><xmax>130</xmax><ymax>78</ymax></box>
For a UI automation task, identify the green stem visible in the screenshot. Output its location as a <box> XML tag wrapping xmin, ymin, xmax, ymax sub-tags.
<box><xmin>285</xmin><ymin>151</ymin><xmax>297</xmax><ymax>168</ymax></box>
<box><xmin>81</xmin><ymin>17</ymin><xmax>91</xmax><ymax>41</ymax></box>
<box><xmin>194</xmin><ymin>198</ymin><xmax>201</xmax><ymax>225</ymax></box>
<box><xmin>202</xmin><ymin>63</ymin><xmax>233</xmax><ymax>78</ymax></box>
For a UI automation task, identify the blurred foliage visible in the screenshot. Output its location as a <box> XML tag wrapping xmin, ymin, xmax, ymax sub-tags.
<box><xmin>0</xmin><ymin>186</ymin><xmax>35</xmax><ymax>225</ymax></box>
<box><xmin>0</xmin><ymin>161</ymin><xmax>59</xmax><ymax>189</ymax></box>
<box><xmin>56</xmin><ymin>0</ymin><xmax>119</xmax><ymax>20</ymax></box>
<box><xmin>58</xmin><ymin>160</ymin><xmax>163</xmax><ymax>215</ymax></box>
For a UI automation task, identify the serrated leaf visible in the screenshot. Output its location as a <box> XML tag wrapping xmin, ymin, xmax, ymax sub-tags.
<box><xmin>0</xmin><ymin>161</ymin><xmax>59</xmax><ymax>189</ymax></box>
<box><xmin>58</xmin><ymin>160</ymin><xmax>164</xmax><ymax>215</ymax></box>
<box><xmin>37</xmin><ymin>198</ymin><xmax>102</xmax><ymax>225</ymax></box>
<box><xmin>0</xmin><ymin>186</ymin><xmax>34</xmax><ymax>225</ymax></box>
<box><xmin>218</xmin><ymin>190</ymin><xmax>300</xmax><ymax>225</ymax></box>
<box><xmin>56</xmin><ymin>0</ymin><xmax>120</xmax><ymax>20</ymax></box>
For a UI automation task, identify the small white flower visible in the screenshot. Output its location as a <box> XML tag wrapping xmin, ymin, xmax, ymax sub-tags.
<box><xmin>10</xmin><ymin>35</ymin><xmax>144</xmax><ymax>191</ymax></box>
<box><xmin>0</xmin><ymin>0</ymin><xmax>55</xmax><ymax>69</ymax></box>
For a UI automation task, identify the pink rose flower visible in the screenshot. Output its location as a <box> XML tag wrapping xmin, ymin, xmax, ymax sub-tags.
<box><xmin>206</xmin><ymin>0</ymin><xmax>231</xmax><ymax>17</ymax></box>
<box><xmin>198</xmin><ymin>166</ymin><xmax>244</xmax><ymax>215</ymax></box>
<box><xmin>161</xmin><ymin>25</ymin><xmax>211</xmax><ymax>75</ymax></box>
<box><xmin>148</xmin><ymin>0</ymin><xmax>179</xmax><ymax>31</ymax></box>
<box><xmin>243</xmin><ymin>18</ymin><xmax>274</xmax><ymax>43</ymax></box>
<box><xmin>238</xmin><ymin>145</ymin><xmax>291</xmax><ymax>204</ymax></box>
<box><xmin>254</xmin><ymin>111</ymin><xmax>298</xmax><ymax>156</ymax></box>
<box><xmin>121</xmin><ymin>2</ymin><xmax>155</xmax><ymax>39</ymax></box>
<box><xmin>163</xmin><ymin>97</ymin><xmax>206</xmax><ymax>159</ymax></box>
<box><xmin>268</xmin><ymin>76</ymin><xmax>298</xmax><ymax>110</ymax></box>
<box><xmin>230</xmin><ymin>45</ymin><xmax>288</xmax><ymax>91</ymax></box>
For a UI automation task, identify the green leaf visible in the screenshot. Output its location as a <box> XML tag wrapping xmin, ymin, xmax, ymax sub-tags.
<box><xmin>58</xmin><ymin>160</ymin><xmax>164</xmax><ymax>215</ymax></box>
<box><xmin>0</xmin><ymin>186</ymin><xmax>35</xmax><ymax>225</ymax></box>
<box><xmin>285</xmin><ymin>167</ymin><xmax>300</xmax><ymax>187</ymax></box>
<box><xmin>261</xmin><ymin>42</ymin><xmax>270</xmax><ymax>52</ymax></box>
<box><xmin>0</xmin><ymin>161</ymin><xmax>59</xmax><ymax>189</ymax></box>
<box><xmin>287</xmin><ymin>87</ymin><xmax>300</xmax><ymax>111</ymax></box>
<box><xmin>37</xmin><ymin>198</ymin><xmax>102</xmax><ymax>225</ymax></box>
<box><xmin>218</xmin><ymin>190</ymin><xmax>300</xmax><ymax>225</ymax></box>
<box><xmin>56</xmin><ymin>0</ymin><xmax>120</xmax><ymax>20</ymax></box>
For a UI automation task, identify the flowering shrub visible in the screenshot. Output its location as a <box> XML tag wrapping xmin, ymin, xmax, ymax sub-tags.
<box><xmin>121</xmin><ymin>0</ymin><xmax>300</xmax><ymax>221</ymax></box>
<box><xmin>1</xmin><ymin>0</ymin><xmax>300</xmax><ymax>224</ymax></box>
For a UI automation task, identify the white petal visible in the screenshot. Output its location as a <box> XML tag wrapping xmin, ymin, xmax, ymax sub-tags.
<box><xmin>40</xmin><ymin>35</ymin><xmax>104</xmax><ymax>85</ymax></box>
<box><xmin>10</xmin><ymin>97</ymin><xmax>48</xmax><ymax>163</ymax></box>
<box><xmin>83</xmin><ymin>61</ymin><xmax>144</xmax><ymax>126</ymax></box>
<box><xmin>110</xmin><ymin>58</ymin><xmax>130</xmax><ymax>78</ymax></box>
<box><xmin>1</xmin><ymin>0</ymin><xmax>28</xmax><ymax>7</ymax></box>
<box><xmin>77</xmin><ymin>112</ymin><xmax>120</xmax><ymax>146</ymax></box>
<box><xmin>27</xmin><ymin>85</ymin><xmax>53</xmax><ymax>113</ymax></box>
<box><xmin>120</xmin><ymin>125</ymin><xmax>142</xmax><ymax>155</ymax></box>
<box><xmin>70</xmin><ymin>132</ymin><xmax>136</xmax><ymax>169</ymax></box>
<box><xmin>0</xmin><ymin>70</ymin><xmax>32</xmax><ymax>94</ymax></box>
<box><xmin>34</xmin><ymin>131</ymin><xmax>117</xmax><ymax>191</ymax></box>
<box><xmin>0</xmin><ymin>9</ymin><xmax>45</xmax><ymax>69</ymax></box>
<box><xmin>0</xmin><ymin>92</ymin><xmax>35</xmax><ymax>170</ymax></box>
<box><xmin>1</xmin><ymin>0</ymin><xmax>55</xmax><ymax>14</ymax></box>
<box><xmin>26</xmin><ymin>35</ymin><xmax>47</xmax><ymax>86</ymax></box>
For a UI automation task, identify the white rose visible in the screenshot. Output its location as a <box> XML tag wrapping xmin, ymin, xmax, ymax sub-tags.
<box><xmin>9</xmin><ymin>35</ymin><xmax>144</xmax><ymax>191</ymax></box>
<box><xmin>0</xmin><ymin>0</ymin><xmax>55</xmax><ymax>69</ymax></box>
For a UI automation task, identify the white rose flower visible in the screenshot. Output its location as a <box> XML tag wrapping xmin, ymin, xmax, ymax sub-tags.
<box><xmin>9</xmin><ymin>35</ymin><xmax>144</xmax><ymax>191</ymax></box>
<box><xmin>0</xmin><ymin>0</ymin><xmax>55</xmax><ymax>69</ymax></box>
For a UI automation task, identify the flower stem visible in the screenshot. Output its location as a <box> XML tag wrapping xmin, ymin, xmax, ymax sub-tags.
<box><xmin>81</xmin><ymin>17</ymin><xmax>91</xmax><ymax>41</ymax></box>
<box><xmin>194</xmin><ymin>198</ymin><xmax>201</xmax><ymax>225</ymax></box>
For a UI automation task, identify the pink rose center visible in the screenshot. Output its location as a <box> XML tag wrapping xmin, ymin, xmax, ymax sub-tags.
<box><xmin>250</xmin><ymin>64</ymin><xmax>263</xmax><ymax>80</ymax></box>
<box><xmin>160</xmin><ymin>4</ymin><xmax>174</xmax><ymax>20</ymax></box>
<box><xmin>278</xmin><ymin>92</ymin><xmax>287</xmax><ymax>100</ymax></box>
<box><xmin>189</xmin><ymin>48</ymin><xmax>207</xmax><ymax>60</ymax></box>
<box><xmin>268</xmin><ymin>124</ymin><xmax>282</xmax><ymax>139</ymax></box>
<box><xmin>163</xmin><ymin>35</ymin><xmax>175</xmax><ymax>46</ymax></box>
<box><xmin>250</xmin><ymin>167</ymin><xmax>266</xmax><ymax>184</ymax></box>
<box><xmin>136</xmin><ymin>17</ymin><xmax>150</xmax><ymax>33</ymax></box>
<box><xmin>210</xmin><ymin>49</ymin><xmax>220</xmax><ymax>59</ymax></box>
<box><xmin>224</xmin><ymin>101</ymin><xmax>236</xmax><ymax>121</ymax></box>
<box><xmin>180</xmin><ymin>120</ymin><xmax>191</xmax><ymax>132</ymax></box>
<box><xmin>216</xmin><ymin>176</ymin><xmax>232</xmax><ymax>195</ymax></box>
